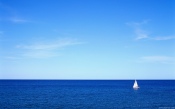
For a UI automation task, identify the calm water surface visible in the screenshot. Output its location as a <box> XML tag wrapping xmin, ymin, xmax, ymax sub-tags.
<box><xmin>0</xmin><ymin>80</ymin><xmax>175</xmax><ymax>109</ymax></box>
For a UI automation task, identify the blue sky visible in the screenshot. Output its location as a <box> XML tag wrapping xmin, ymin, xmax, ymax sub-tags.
<box><xmin>0</xmin><ymin>0</ymin><xmax>175</xmax><ymax>79</ymax></box>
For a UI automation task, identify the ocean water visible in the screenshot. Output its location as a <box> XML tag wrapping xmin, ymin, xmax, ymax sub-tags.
<box><xmin>0</xmin><ymin>80</ymin><xmax>175</xmax><ymax>109</ymax></box>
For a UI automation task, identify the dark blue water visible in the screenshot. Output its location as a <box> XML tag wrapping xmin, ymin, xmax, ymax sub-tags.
<box><xmin>0</xmin><ymin>80</ymin><xmax>175</xmax><ymax>109</ymax></box>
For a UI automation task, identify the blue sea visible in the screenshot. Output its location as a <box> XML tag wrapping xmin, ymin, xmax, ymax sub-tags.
<box><xmin>0</xmin><ymin>80</ymin><xmax>175</xmax><ymax>109</ymax></box>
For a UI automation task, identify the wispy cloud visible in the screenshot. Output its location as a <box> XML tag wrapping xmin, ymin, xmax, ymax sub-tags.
<box><xmin>127</xmin><ymin>20</ymin><xmax>149</xmax><ymax>27</ymax></box>
<box><xmin>17</xmin><ymin>38</ymin><xmax>82</xmax><ymax>50</ymax></box>
<box><xmin>22</xmin><ymin>50</ymin><xmax>58</xmax><ymax>58</ymax></box>
<box><xmin>127</xmin><ymin>20</ymin><xmax>149</xmax><ymax>40</ymax></box>
<box><xmin>151</xmin><ymin>36</ymin><xmax>175</xmax><ymax>41</ymax></box>
<box><xmin>10</xmin><ymin>17</ymin><xmax>30</xmax><ymax>23</ymax></box>
<box><xmin>0</xmin><ymin>2</ymin><xmax>31</xmax><ymax>23</ymax></box>
<box><xmin>5</xmin><ymin>56</ymin><xmax>22</xmax><ymax>60</ymax></box>
<box><xmin>135</xmin><ymin>28</ymin><xmax>149</xmax><ymax>40</ymax></box>
<box><xmin>16</xmin><ymin>38</ymin><xmax>84</xmax><ymax>58</ymax></box>
<box><xmin>139</xmin><ymin>56</ymin><xmax>175</xmax><ymax>64</ymax></box>
<box><xmin>127</xmin><ymin>20</ymin><xmax>175</xmax><ymax>41</ymax></box>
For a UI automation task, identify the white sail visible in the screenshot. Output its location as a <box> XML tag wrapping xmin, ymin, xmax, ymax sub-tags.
<box><xmin>133</xmin><ymin>80</ymin><xmax>139</xmax><ymax>89</ymax></box>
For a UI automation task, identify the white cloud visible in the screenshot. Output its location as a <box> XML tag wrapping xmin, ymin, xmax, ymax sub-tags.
<box><xmin>126</xmin><ymin>20</ymin><xmax>149</xmax><ymax>27</ymax></box>
<box><xmin>140</xmin><ymin>56</ymin><xmax>175</xmax><ymax>64</ymax></box>
<box><xmin>22</xmin><ymin>50</ymin><xmax>58</xmax><ymax>58</ymax></box>
<box><xmin>0</xmin><ymin>2</ymin><xmax>31</xmax><ymax>23</ymax></box>
<box><xmin>135</xmin><ymin>28</ymin><xmax>149</xmax><ymax>40</ymax></box>
<box><xmin>17</xmin><ymin>38</ymin><xmax>82</xmax><ymax>50</ymax></box>
<box><xmin>5</xmin><ymin>56</ymin><xmax>21</xmax><ymax>60</ymax></box>
<box><xmin>17</xmin><ymin>38</ymin><xmax>84</xmax><ymax>58</ymax></box>
<box><xmin>127</xmin><ymin>20</ymin><xmax>150</xmax><ymax>40</ymax></box>
<box><xmin>151</xmin><ymin>36</ymin><xmax>175</xmax><ymax>41</ymax></box>
<box><xmin>127</xmin><ymin>20</ymin><xmax>175</xmax><ymax>41</ymax></box>
<box><xmin>10</xmin><ymin>17</ymin><xmax>30</xmax><ymax>23</ymax></box>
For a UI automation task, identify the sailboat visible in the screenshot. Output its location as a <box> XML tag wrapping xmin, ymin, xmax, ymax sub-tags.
<box><xmin>133</xmin><ymin>80</ymin><xmax>139</xmax><ymax>89</ymax></box>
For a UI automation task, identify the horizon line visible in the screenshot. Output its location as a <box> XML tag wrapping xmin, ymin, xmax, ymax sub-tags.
<box><xmin>0</xmin><ymin>79</ymin><xmax>174</xmax><ymax>80</ymax></box>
